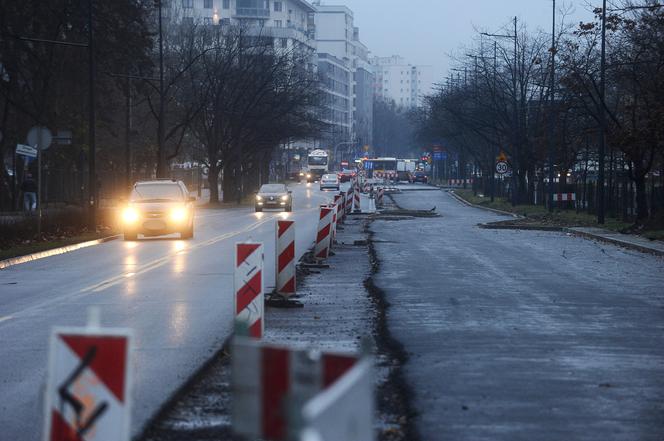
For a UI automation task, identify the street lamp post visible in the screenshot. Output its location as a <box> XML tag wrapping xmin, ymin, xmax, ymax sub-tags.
<box><xmin>87</xmin><ymin>0</ymin><xmax>97</xmax><ymax>230</ymax></box>
<box><xmin>597</xmin><ymin>0</ymin><xmax>607</xmax><ymax>224</ymax></box>
<box><xmin>157</xmin><ymin>0</ymin><xmax>166</xmax><ymax>178</ymax></box>
<box><xmin>548</xmin><ymin>0</ymin><xmax>557</xmax><ymax>212</ymax></box>
<box><xmin>482</xmin><ymin>17</ymin><xmax>519</xmax><ymax>207</ymax></box>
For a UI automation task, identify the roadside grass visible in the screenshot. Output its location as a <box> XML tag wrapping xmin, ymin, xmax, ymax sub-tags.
<box><xmin>0</xmin><ymin>232</ymin><xmax>109</xmax><ymax>261</ymax></box>
<box><xmin>643</xmin><ymin>230</ymin><xmax>664</xmax><ymax>241</ymax></box>
<box><xmin>454</xmin><ymin>189</ymin><xmax>632</xmax><ymax>231</ymax></box>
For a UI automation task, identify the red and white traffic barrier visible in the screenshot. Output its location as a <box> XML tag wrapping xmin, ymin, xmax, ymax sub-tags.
<box><xmin>553</xmin><ymin>192</ymin><xmax>576</xmax><ymax>202</ymax></box>
<box><xmin>44</xmin><ymin>326</ymin><xmax>132</xmax><ymax>441</ymax></box>
<box><xmin>315</xmin><ymin>207</ymin><xmax>334</xmax><ymax>261</ymax></box>
<box><xmin>276</xmin><ymin>220</ymin><xmax>295</xmax><ymax>298</ymax></box>
<box><xmin>334</xmin><ymin>194</ymin><xmax>343</xmax><ymax>225</ymax></box>
<box><xmin>232</xmin><ymin>338</ymin><xmax>360</xmax><ymax>441</ymax></box>
<box><xmin>353</xmin><ymin>182</ymin><xmax>361</xmax><ymax>212</ymax></box>
<box><xmin>235</xmin><ymin>243</ymin><xmax>264</xmax><ymax>338</ymax></box>
<box><xmin>346</xmin><ymin>188</ymin><xmax>353</xmax><ymax>215</ymax></box>
<box><xmin>376</xmin><ymin>187</ymin><xmax>384</xmax><ymax>207</ymax></box>
<box><xmin>363</xmin><ymin>183</ymin><xmax>370</xmax><ymax>194</ymax></box>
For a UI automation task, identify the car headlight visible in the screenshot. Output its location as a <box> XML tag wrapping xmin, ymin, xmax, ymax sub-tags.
<box><xmin>306</xmin><ymin>174</ymin><xmax>312</xmax><ymax>178</ymax></box>
<box><xmin>122</xmin><ymin>207</ymin><xmax>139</xmax><ymax>224</ymax></box>
<box><xmin>299</xmin><ymin>172</ymin><xmax>304</xmax><ymax>176</ymax></box>
<box><xmin>170</xmin><ymin>206</ymin><xmax>188</xmax><ymax>223</ymax></box>
<box><xmin>256</xmin><ymin>195</ymin><xmax>263</xmax><ymax>201</ymax></box>
<box><xmin>281</xmin><ymin>195</ymin><xmax>289</xmax><ymax>201</ymax></box>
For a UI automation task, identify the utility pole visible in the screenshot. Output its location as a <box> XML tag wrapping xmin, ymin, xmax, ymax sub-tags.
<box><xmin>492</xmin><ymin>40</ymin><xmax>497</xmax><ymax>203</ymax></box>
<box><xmin>512</xmin><ymin>16</ymin><xmax>518</xmax><ymax>207</ymax></box>
<box><xmin>482</xmin><ymin>18</ymin><xmax>518</xmax><ymax>206</ymax></box>
<box><xmin>548</xmin><ymin>0</ymin><xmax>556</xmax><ymax>212</ymax></box>
<box><xmin>597</xmin><ymin>0</ymin><xmax>607</xmax><ymax>224</ymax></box>
<box><xmin>88</xmin><ymin>0</ymin><xmax>97</xmax><ymax>230</ymax></box>
<box><xmin>157</xmin><ymin>0</ymin><xmax>166</xmax><ymax>178</ymax></box>
<box><xmin>125</xmin><ymin>76</ymin><xmax>132</xmax><ymax>191</ymax></box>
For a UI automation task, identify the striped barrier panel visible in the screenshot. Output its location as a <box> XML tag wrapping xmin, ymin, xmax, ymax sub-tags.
<box><xmin>235</xmin><ymin>243</ymin><xmax>264</xmax><ymax>338</ymax></box>
<box><xmin>276</xmin><ymin>220</ymin><xmax>295</xmax><ymax>298</ymax></box>
<box><xmin>232</xmin><ymin>338</ymin><xmax>360</xmax><ymax>441</ymax></box>
<box><xmin>44</xmin><ymin>326</ymin><xmax>132</xmax><ymax>441</ymax></box>
<box><xmin>314</xmin><ymin>207</ymin><xmax>333</xmax><ymax>261</ymax></box>
<box><xmin>376</xmin><ymin>188</ymin><xmax>384</xmax><ymax>207</ymax></box>
<box><xmin>553</xmin><ymin>193</ymin><xmax>576</xmax><ymax>202</ymax></box>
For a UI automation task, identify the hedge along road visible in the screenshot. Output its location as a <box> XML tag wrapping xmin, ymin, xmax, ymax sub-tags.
<box><xmin>0</xmin><ymin>180</ymin><xmax>342</xmax><ymax>440</ymax></box>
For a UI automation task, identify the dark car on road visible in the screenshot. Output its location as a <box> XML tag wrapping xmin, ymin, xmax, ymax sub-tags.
<box><xmin>410</xmin><ymin>171</ymin><xmax>429</xmax><ymax>183</ymax></box>
<box><xmin>338</xmin><ymin>169</ymin><xmax>356</xmax><ymax>183</ymax></box>
<box><xmin>121</xmin><ymin>180</ymin><xmax>196</xmax><ymax>241</ymax></box>
<box><xmin>256</xmin><ymin>184</ymin><xmax>293</xmax><ymax>212</ymax></box>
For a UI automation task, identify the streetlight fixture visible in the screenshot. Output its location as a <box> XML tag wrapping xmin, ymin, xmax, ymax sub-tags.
<box><xmin>482</xmin><ymin>16</ymin><xmax>519</xmax><ymax>206</ymax></box>
<box><xmin>548</xmin><ymin>0</ymin><xmax>557</xmax><ymax>213</ymax></box>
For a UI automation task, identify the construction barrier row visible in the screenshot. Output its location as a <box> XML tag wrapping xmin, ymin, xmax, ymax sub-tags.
<box><xmin>42</xmin><ymin>180</ymin><xmax>374</xmax><ymax>441</ymax></box>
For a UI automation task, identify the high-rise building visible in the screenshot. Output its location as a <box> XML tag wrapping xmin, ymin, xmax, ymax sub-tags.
<box><xmin>171</xmin><ymin>1</ymin><xmax>317</xmax><ymax>58</ymax></box>
<box><xmin>313</xmin><ymin>3</ymin><xmax>374</xmax><ymax>157</ymax></box>
<box><xmin>372</xmin><ymin>55</ymin><xmax>435</xmax><ymax>108</ymax></box>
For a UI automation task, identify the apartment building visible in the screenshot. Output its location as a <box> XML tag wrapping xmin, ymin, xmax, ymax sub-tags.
<box><xmin>372</xmin><ymin>55</ymin><xmax>435</xmax><ymax>108</ymax></box>
<box><xmin>174</xmin><ymin>0</ymin><xmax>317</xmax><ymax>56</ymax></box>
<box><xmin>314</xmin><ymin>3</ymin><xmax>374</xmax><ymax>154</ymax></box>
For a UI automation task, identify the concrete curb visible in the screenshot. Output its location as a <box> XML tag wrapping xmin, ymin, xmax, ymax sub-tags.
<box><xmin>478</xmin><ymin>222</ymin><xmax>664</xmax><ymax>257</ymax></box>
<box><xmin>479</xmin><ymin>223</ymin><xmax>564</xmax><ymax>232</ymax></box>
<box><xmin>0</xmin><ymin>234</ymin><xmax>121</xmax><ymax>270</ymax></box>
<box><xmin>446</xmin><ymin>190</ymin><xmax>520</xmax><ymax>218</ymax></box>
<box><xmin>565</xmin><ymin>229</ymin><xmax>664</xmax><ymax>258</ymax></box>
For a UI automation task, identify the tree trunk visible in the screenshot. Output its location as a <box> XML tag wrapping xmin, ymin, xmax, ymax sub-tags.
<box><xmin>634</xmin><ymin>174</ymin><xmax>648</xmax><ymax>222</ymax></box>
<box><xmin>208</xmin><ymin>163</ymin><xmax>220</xmax><ymax>204</ymax></box>
<box><xmin>222</xmin><ymin>164</ymin><xmax>237</xmax><ymax>203</ymax></box>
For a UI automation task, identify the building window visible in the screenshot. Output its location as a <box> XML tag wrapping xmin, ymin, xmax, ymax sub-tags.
<box><xmin>223</xmin><ymin>0</ymin><xmax>230</xmax><ymax>8</ymax></box>
<box><xmin>182</xmin><ymin>0</ymin><xmax>193</xmax><ymax>7</ymax></box>
<box><xmin>281</xmin><ymin>38</ymin><xmax>288</xmax><ymax>48</ymax></box>
<box><xmin>275</xmin><ymin>19</ymin><xmax>282</xmax><ymax>27</ymax></box>
<box><xmin>274</xmin><ymin>1</ymin><xmax>282</xmax><ymax>11</ymax></box>
<box><xmin>204</xmin><ymin>0</ymin><xmax>213</xmax><ymax>8</ymax></box>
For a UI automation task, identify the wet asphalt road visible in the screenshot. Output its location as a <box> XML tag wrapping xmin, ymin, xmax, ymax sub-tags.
<box><xmin>0</xmin><ymin>182</ymin><xmax>341</xmax><ymax>440</ymax></box>
<box><xmin>372</xmin><ymin>188</ymin><xmax>664</xmax><ymax>441</ymax></box>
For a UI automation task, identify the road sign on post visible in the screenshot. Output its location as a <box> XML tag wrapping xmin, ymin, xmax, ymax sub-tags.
<box><xmin>44</xmin><ymin>327</ymin><xmax>132</xmax><ymax>441</ymax></box>
<box><xmin>496</xmin><ymin>161</ymin><xmax>509</xmax><ymax>175</ymax></box>
<box><xmin>16</xmin><ymin>144</ymin><xmax>38</xmax><ymax>158</ymax></box>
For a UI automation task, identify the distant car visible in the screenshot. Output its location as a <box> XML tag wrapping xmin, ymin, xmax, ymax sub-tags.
<box><xmin>319</xmin><ymin>174</ymin><xmax>340</xmax><ymax>191</ymax></box>
<box><xmin>410</xmin><ymin>171</ymin><xmax>429</xmax><ymax>184</ymax></box>
<box><xmin>256</xmin><ymin>183</ymin><xmax>293</xmax><ymax>212</ymax></box>
<box><xmin>338</xmin><ymin>169</ymin><xmax>356</xmax><ymax>183</ymax></box>
<box><xmin>121</xmin><ymin>180</ymin><xmax>195</xmax><ymax>241</ymax></box>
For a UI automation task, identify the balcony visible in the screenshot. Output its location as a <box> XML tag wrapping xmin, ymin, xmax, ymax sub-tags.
<box><xmin>235</xmin><ymin>8</ymin><xmax>270</xmax><ymax>18</ymax></box>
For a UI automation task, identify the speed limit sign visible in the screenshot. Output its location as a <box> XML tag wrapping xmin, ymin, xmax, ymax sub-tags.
<box><xmin>496</xmin><ymin>161</ymin><xmax>509</xmax><ymax>175</ymax></box>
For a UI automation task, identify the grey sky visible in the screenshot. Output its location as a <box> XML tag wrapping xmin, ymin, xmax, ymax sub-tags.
<box><xmin>333</xmin><ymin>0</ymin><xmax>597</xmax><ymax>80</ymax></box>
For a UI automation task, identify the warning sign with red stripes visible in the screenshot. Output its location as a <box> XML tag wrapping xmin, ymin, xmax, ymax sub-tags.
<box><xmin>44</xmin><ymin>327</ymin><xmax>132</xmax><ymax>441</ymax></box>
<box><xmin>235</xmin><ymin>242</ymin><xmax>264</xmax><ymax>338</ymax></box>
<box><xmin>232</xmin><ymin>338</ymin><xmax>358</xmax><ymax>440</ymax></box>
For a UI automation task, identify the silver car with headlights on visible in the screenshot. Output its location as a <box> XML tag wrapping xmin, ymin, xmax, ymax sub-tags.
<box><xmin>121</xmin><ymin>180</ymin><xmax>195</xmax><ymax>240</ymax></box>
<box><xmin>255</xmin><ymin>184</ymin><xmax>293</xmax><ymax>212</ymax></box>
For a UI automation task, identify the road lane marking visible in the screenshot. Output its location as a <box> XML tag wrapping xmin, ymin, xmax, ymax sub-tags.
<box><xmin>3</xmin><ymin>205</ymin><xmax>321</xmax><ymax>321</ymax></box>
<box><xmin>79</xmin><ymin>215</ymin><xmax>276</xmax><ymax>294</ymax></box>
<box><xmin>0</xmin><ymin>315</ymin><xmax>13</xmax><ymax>324</ymax></box>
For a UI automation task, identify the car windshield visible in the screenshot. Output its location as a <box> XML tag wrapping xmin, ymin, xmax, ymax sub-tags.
<box><xmin>260</xmin><ymin>184</ymin><xmax>286</xmax><ymax>193</ymax></box>
<box><xmin>323</xmin><ymin>175</ymin><xmax>336</xmax><ymax>180</ymax></box>
<box><xmin>130</xmin><ymin>184</ymin><xmax>184</xmax><ymax>202</ymax></box>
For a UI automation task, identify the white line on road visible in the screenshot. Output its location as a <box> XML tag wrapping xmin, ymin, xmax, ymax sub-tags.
<box><xmin>0</xmin><ymin>316</ymin><xmax>13</xmax><ymax>324</ymax></box>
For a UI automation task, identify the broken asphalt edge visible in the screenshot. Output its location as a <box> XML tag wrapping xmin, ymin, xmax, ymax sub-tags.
<box><xmin>364</xmin><ymin>219</ymin><xmax>422</xmax><ymax>441</ymax></box>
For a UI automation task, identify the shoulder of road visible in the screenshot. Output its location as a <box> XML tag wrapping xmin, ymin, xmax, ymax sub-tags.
<box><xmin>446</xmin><ymin>187</ymin><xmax>664</xmax><ymax>258</ymax></box>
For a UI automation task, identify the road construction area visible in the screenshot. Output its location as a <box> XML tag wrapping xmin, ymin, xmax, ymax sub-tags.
<box><xmin>1</xmin><ymin>183</ymin><xmax>663</xmax><ymax>441</ymax></box>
